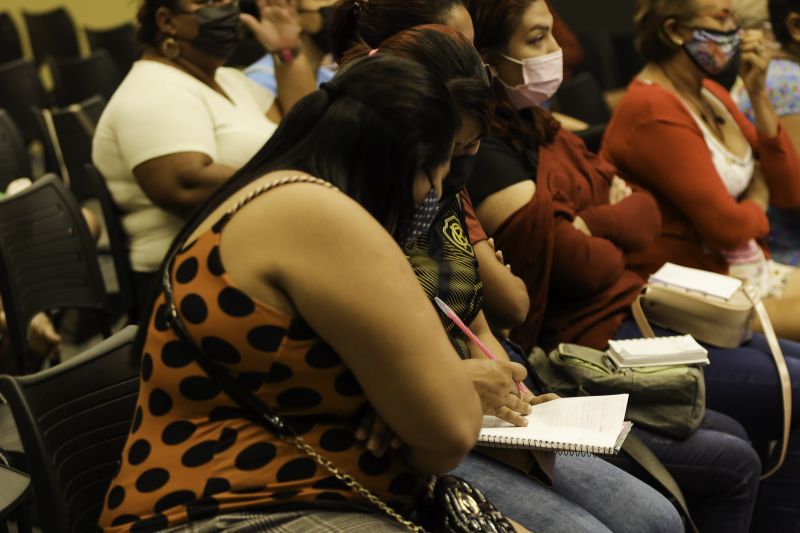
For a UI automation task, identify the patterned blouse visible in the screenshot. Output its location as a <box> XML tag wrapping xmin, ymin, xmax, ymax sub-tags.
<box><xmin>99</xmin><ymin>183</ymin><xmax>421</xmax><ymax>531</ymax></box>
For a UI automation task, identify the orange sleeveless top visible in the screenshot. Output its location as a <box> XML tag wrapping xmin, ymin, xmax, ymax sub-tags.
<box><xmin>99</xmin><ymin>180</ymin><xmax>421</xmax><ymax>531</ymax></box>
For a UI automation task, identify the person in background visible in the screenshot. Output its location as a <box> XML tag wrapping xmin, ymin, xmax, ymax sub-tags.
<box><xmin>332</xmin><ymin>11</ymin><xmax>683</xmax><ymax>533</ymax></box>
<box><xmin>245</xmin><ymin>0</ymin><xmax>338</xmax><ymax>93</ymax></box>
<box><xmin>92</xmin><ymin>0</ymin><xmax>316</xmax><ymax>309</ymax></box>
<box><xmin>734</xmin><ymin>0</ymin><xmax>800</xmax><ymax>266</ymax></box>
<box><xmin>463</xmin><ymin>0</ymin><xmax>764</xmax><ymax>530</ymax></box>
<box><xmin>600</xmin><ymin>0</ymin><xmax>800</xmax><ymax>528</ymax></box>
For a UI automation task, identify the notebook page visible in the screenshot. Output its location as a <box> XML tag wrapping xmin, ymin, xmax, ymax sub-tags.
<box><xmin>649</xmin><ymin>262</ymin><xmax>741</xmax><ymax>300</ymax></box>
<box><xmin>480</xmin><ymin>394</ymin><xmax>628</xmax><ymax>449</ymax></box>
<box><xmin>609</xmin><ymin>336</ymin><xmax>706</xmax><ymax>357</ymax></box>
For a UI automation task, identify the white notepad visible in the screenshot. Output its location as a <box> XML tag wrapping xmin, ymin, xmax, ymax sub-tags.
<box><xmin>478</xmin><ymin>394</ymin><xmax>632</xmax><ymax>455</ymax></box>
<box><xmin>649</xmin><ymin>262</ymin><xmax>742</xmax><ymax>300</ymax></box>
<box><xmin>607</xmin><ymin>335</ymin><xmax>709</xmax><ymax>368</ymax></box>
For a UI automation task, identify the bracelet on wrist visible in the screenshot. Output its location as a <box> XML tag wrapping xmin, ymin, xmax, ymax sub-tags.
<box><xmin>270</xmin><ymin>46</ymin><xmax>302</xmax><ymax>66</ymax></box>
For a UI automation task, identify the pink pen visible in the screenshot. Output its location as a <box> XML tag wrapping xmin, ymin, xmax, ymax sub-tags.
<box><xmin>434</xmin><ymin>297</ymin><xmax>526</xmax><ymax>394</ymax></box>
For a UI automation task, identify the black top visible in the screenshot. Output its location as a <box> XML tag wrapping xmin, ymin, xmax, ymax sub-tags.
<box><xmin>468</xmin><ymin>134</ymin><xmax>539</xmax><ymax>207</ymax></box>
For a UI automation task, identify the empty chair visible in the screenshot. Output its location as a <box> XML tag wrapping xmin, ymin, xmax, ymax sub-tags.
<box><xmin>47</xmin><ymin>50</ymin><xmax>122</xmax><ymax>107</ymax></box>
<box><xmin>0</xmin><ymin>110</ymin><xmax>31</xmax><ymax>189</ymax></box>
<box><xmin>0</xmin><ymin>325</ymin><xmax>139</xmax><ymax>533</ymax></box>
<box><xmin>0</xmin><ymin>12</ymin><xmax>23</xmax><ymax>63</ymax></box>
<box><xmin>0</xmin><ymin>59</ymin><xmax>50</xmax><ymax>143</ymax></box>
<box><xmin>22</xmin><ymin>7</ymin><xmax>80</xmax><ymax>65</ymax></box>
<box><xmin>33</xmin><ymin>95</ymin><xmax>107</xmax><ymax>198</ymax></box>
<box><xmin>84</xmin><ymin>164</ymin><xmax>137</xmax><ymax>323</ymax></box>
<box><xmin>0</xmin><ymin>175</ymin><xmax>111</xmax><ymax>372</ymax></box>
<box><xmin>86</xmin><ymin>23</ymin><xmax>142</xmax><ymax>74</ymax></box>
<box><xmin>554</xmin><ymin>71</ymin><xmax>612</xmax><ymax>126</ymax></box>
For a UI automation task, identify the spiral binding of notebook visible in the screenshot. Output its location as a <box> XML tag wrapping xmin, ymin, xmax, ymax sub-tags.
<box><xmin>478</xmin><ymin>434</ymin><xmax>615</xmax><ymax>456</ymax></box>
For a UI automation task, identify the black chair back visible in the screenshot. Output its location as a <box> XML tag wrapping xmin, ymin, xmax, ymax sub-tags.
<box><xmin>0</xmin><ymin>12</ymin><xmax>23</xmax><ymax>63</ymax></box>
<box><xmin>0</xmin><ymin>58</ymin><xmax>49</xmax><ymax>143</ymax></box>
<box><xmin>0</xmin><ymin>175</ymin><xmax>111</xmax><ymax>372</ymax></box>
<box><xmin>47</xmin><ymin>51</ymin><xmax>122</xmax><ymax>107</ymax></box>
<box><xmin>84</xmin><ymin>164</ymin><xmax>137</xmax><ymax>323</ymax></box>
<box><xmin>0</xmin><ymin>109</ymin><xmax>31</xmax><ymax>188</ymax></box>
<box><xmin>85</xmin><ymin>23</ymin><xmax>142</xmax><ymax>74</ymax></box>
<box><xmin>22</xmin><ymin>7</ymin><xmax>80</xmax><ymax>65</ymax></box>
<box><xmin>0</xmin><ymin>325</ymin><xmax>139</xmax><ymax>533</ymax></box>
<box><xmin>34</xmin><ymin>95</ymin><xmax>107</xmax><ymax>199</ymax></box>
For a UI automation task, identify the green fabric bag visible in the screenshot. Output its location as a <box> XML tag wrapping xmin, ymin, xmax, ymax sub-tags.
<box><xmin>528</xmin><ymin>343</ymin><xmax>706</xmax><ymax>438</ymax></box>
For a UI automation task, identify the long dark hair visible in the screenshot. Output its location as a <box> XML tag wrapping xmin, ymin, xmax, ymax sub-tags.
<box><xmin>330</xmin><ymin>0</ymin><xmax>466</xmax><ymax>61</ymax></box>
<box><xmin>466</xmin><ymin>0</ymin><xmax>560</xmax><ymax>155</ymax></box>
<box><xmin>135</xmin><ymin>54</ymin><xmax>459</xmax><ymax>354</ymax></box>
<box><xmin>341</xmin><ymin>25</ymin><xmax>494</xmax><ymax>135</ymax></box>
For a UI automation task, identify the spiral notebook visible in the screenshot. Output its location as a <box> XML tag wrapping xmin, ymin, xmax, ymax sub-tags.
<box><xmin>478</xmin><ymin>394</ymin><xmax>632</xmax><ymax>455</ymax></box>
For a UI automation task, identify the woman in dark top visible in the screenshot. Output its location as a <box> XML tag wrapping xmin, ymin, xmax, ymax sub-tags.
<box><xmin>464</xmin><ymin>0</ymin><xmax>764</xmax><ymax>531</ymax></box>
<box><xmin>332</xmin><ymin>16</ymin><xmax>683</xmax><ymax>533</ymax></box>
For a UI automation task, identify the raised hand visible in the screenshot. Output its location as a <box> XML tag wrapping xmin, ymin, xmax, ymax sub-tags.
<box><xmin>240</xmin><ymin>0</ymin><xmax>303</xmax><ymax>52</ymax></box>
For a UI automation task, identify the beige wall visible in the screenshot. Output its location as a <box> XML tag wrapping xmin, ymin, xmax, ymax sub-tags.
<box><xmin>3</xmin><ymin>0</ymin><xmax>139</xmax><ymax>58</ymax></box>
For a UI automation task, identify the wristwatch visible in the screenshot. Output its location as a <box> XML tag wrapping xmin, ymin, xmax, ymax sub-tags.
<box><xmin>271</xmin><ymin>46</ymin><xmax>302</xmax><ymax>66</ymax></box>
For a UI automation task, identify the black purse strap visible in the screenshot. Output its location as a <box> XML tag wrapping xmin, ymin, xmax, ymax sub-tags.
<box><xmin>159</xmin><ymin>175</ymin><xmax>425</xmax><ymax>532</ymax></box>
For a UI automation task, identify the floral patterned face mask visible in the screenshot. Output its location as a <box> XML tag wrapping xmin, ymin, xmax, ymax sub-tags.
<box><xmin>683</xmin><ymin>27</ymin><xmax>742</xmax><ymax>76</ymax></box>
<box><xmin>400</xmin><ymin>174</ymin><xmax>441</xmax><ymax>248</ymax></box>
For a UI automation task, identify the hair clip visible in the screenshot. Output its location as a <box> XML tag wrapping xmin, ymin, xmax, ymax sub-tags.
<box><xmin>368</xmin><ymin>48</ymin><xmax>379</xmax><ymax>57</ymax></box>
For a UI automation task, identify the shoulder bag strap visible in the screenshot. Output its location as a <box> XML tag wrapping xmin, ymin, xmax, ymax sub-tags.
<box><xmin>631</xmin><ymin>290</ymin><xmax>656</xmax><ymax>338</ymax></box>
<box><xmin>748</xmin><ymin>287</ymin><xmax>791</xmax><ymax>479</ymax></box>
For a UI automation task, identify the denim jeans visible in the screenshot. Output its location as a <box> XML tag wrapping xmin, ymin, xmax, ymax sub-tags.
<box><xmin>617</xmin><ymin>317</ymin><xmax>800</xmax><ymax>532</ymax></box>
<box><xmin>450</xmin><ymin>451</ymin><xmax>683</xmax><ymax>533</ymax></box>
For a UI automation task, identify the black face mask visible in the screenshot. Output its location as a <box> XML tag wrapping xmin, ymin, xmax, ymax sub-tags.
<box><xmin>309</xmin><ymin>6</ymin><xmax>334</xmax><ymax>55</ymax></box>
<box><xmin>442</xmin><ymin>154</ymin><xmax>478</xmax><ymax>197</ymax></box>
<box><xmin>184</xmin><ymin>3</ymin><xmax>242</xmax><ymax>59</ymax></box>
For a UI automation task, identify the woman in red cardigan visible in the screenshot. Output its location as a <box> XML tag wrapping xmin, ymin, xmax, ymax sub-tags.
<box><xmin>602</xmin><ymin>0</ymin><xmax>800</xmax><ymax>341</ymax></box>
<box><xmin>465</xmin><ymin>0</ymin><xmax>800</xmax><ymax>530</ymax></box>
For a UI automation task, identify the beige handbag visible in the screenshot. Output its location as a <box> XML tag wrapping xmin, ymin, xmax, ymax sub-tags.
<box><xmin>632</xmin><ymin>278</ymin><xmax>791</xmax><ymax>479</ymax></box>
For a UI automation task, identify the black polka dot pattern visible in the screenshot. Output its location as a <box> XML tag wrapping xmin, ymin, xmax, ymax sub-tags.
<box><xmin>148</xmin><ymin>389</ymin><xmax>172</xmax><ymax>417</ymax></box>
<box><xmin>316</xmin><ymin>491</ymin><xmax>347</xmax><ymax>502</ymax></box>
<box><xmin>287</xmin><ymin>317</ymin><xmax>316</xmax><ymax>340</ymax></box>
<box><xmin>358</xmin><ymin>451</ymin><xmax>393</xmax><ymax>476</ymax></box>
<box><xmin>319</xmin><ymin>428</ymin><xmax>356</xmax><ymax>453</ymax></box>
<box><xmin>131</xmin><ymin>406</ymin><xmax>143</xmax><ymax>433</ymax></box>
<box><xmin>161</xmin><ymin>420</ymin><xmax>196</xmax><ymax>446</ymax></box>
<box><xmin>276</xmin><ymin>457</ymin><xmax>316</xmax><ymax>482</ymax></box>
<box><xmin>161</xmin><ymin>340</ymin><xmax>194</xmax><ymax>369</ymax></box>
<box><xmin>110</xmin><ymin>515</ymin><xmax>139</xmax><ymax>526</ymax></box>
<box><xmin>247</xmin><ymin>325</ymin><xmax>286</xmax><ymax>352</ymax></box>
<box><xmin>305</xmin><ymin>343</ymin><xmax>341</xmax><ymax>369</ymax></box>
<box><xmin>141</xmin><ymin>353</ymin><xmax>153</xmax><ymax>382</ymax></box>
<box><xmin>107</xmin><ymin>485</ymin><xmax>125</xmax><ymax>510</ymax></box>
<box><xmin>313</xmin><ymin>476</ymin><xmax>349</xmax><ymax>491</ymax></box>
<box><xmin>179</xmin><ymin>376</ymin><xmax>220</xmax><ymax>402</ymax></box>
<box><xmin>180</xmin><ymin>294</ymin><xmax>208</xmax><ymax>324</ymax></box>
<box><xmin>200</xmin><ymin>336</ymin><xmax>241</xmax><ymax>365</ymax></box>
<box><xmin>216</xmin><ymin>428</ymin><xmax>238</xmax><ymax>453</ymax></box>
<box><xmin>135</xmin><ymin>468</ymin><xmax>170</xmax><ymax>493</ymax></box>
<box><xmin>181</xmin><ymin>441</ymin><xmax>217</xmax><ymax>468</ymax></box>
<box><xmin>202</xmin><ymin>477</ymin><xmax>231</xmax><ymax>498</ymax></box>
<box><xmin>175</xmin><ymin>257</ymin><xmax>199</xmax><ymax>284</ymax></box>
<box><xmin>334</xmin><ymin>369</ymin><xmax>363</xmax><ymax>397</ymax></box>
<box><xmin>153</xmin><ymin>304</ymin><xmax>170</xmax><ymax>332</ymax></box>
<box><xmin>218</xmin><ymin>287</ymin><xmax>255</xmax><ymax>317</ymax></box>
<box><xmin>186</xmin><ymin>498</ymin><xmax>220</xmax><ymax>521</ymax></box>
<box><xmin>276</xmin><ymin>387</ymin><xmax>322</xmax><ymax>409</ymax></box>
<box><xmin>128</xmin><ymin>439</ymin><xmax>151</xmax><ymax>466</ymax></box>
<box><xmin>154</xmin><ymin>490</ymin><xmax>196</xmax><ymax>513</ymax></box>
<box><xmin>207</xmin><ymin>246</ymin><xmax>225</xmax><ymax>276</ymax></box>
<box><xmin>207</xmin><ymin>405</ymin><xmax>245</xmax><ymax>422</ymax></box>
<box><xmin>235</xmin><ymin>442</ymin><xmax>277</xmax><ymax>471</ymax></box>
<box><xmin>263</xmin><ymin>362</ymin><xmax>293</xmax><ymax>383</ymax></box>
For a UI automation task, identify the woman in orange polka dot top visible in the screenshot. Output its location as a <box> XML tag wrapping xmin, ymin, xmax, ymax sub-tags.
<box><xmin>98</xmin><ymin>54</ymin><xmax>483</xmax><ymax>531</ymax></box>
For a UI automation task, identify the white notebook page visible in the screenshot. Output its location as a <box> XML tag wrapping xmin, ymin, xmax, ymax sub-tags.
<box><xmin>649</xmin><ymin>262</ymin><xmax>741</xmax><ymax>300</ymax></box>
<box><xmin>480</xmin><ymin>394</ymin><xmax>629</xmax><ymax>449</ymax></box>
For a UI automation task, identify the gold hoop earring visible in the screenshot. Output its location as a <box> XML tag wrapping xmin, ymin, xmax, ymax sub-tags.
<box><xmin>160</xmin><ymin>36</ymin><xmax>181</xmax><ymax>59</ymax></box>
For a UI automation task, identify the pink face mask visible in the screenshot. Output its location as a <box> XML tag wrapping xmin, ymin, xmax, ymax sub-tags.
<box><xmin>499</xmin><ymin>49</ymin><xmax>564</xmax><ymax>109</ymax></box>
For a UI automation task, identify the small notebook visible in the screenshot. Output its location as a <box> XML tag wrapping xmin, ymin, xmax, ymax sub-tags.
<box><xmin>607</xmin><ymin>335</ymin><xmax>709</xmax><ymax>368</ymax></box>
<box><xmin>478</xmin><ymin>394</ymin><xmax>632</xmax><ymax>456</ymax></box>
<box><xmin>649</xmin><ymin>262</ymin><xmax>742</xmax><ymax>300</ymax></box>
